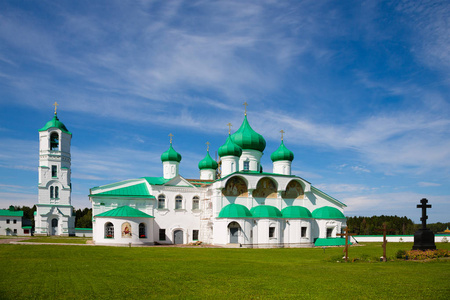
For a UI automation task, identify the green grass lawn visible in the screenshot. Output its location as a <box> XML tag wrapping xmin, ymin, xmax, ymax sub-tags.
<box><xmin>0</xmin><ymin>242</ymin><xmax>449</xmax><ymax>299</ymax></box>
<box><xmin>20</xmin><ymin>236</ymin><xmax>91</xmax><ymax>244</ymax></box>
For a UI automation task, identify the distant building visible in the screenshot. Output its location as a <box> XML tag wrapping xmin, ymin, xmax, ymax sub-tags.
<box><xmin>0</xmin><ymin>206</ymin><xmax>31</xmax><ymax>236</ymax></box>
<box><xmin>89</xmin><ymin>108</ymin><xmax>347</xmax><ymax>247</ymax></box>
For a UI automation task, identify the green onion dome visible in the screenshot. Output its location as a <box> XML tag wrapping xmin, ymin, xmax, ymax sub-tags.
<box><xmin>198</xmin><ymin>151</ymin><xmax>218</xmax><ymax>170</ymax></box>
<box><xmin>270</xmin><ymin>141</ymin><xmax>294</xmax><ymax>162</ymax></box>
<box><xmin>39</xmin><ymin>114</ymin><xmax>71</xmax><ymax>135</ymax></box>
<box><xmin>161</xmin><ymin>143</ymin><xmax>182</xmax><ymax>163</ymax></box>
<box><xmin>281</xmin><ymin>206</ymin><xmax>312</xmax><ymax>218</ymax></box>
<box><xmin>218</xmin><ymin>135</ymin><xmax>242</xmax><ymax>157</ymax></box>
<box><xmin>312</xmin><ymin>206</ymin><xmax>346</xmax><ymax>219</ymax></box>
<box><xmin>218</xmin><ymin>203</ymin><xmax>252</xmax><ymax>218</ymax></box>
<box><xmin>250</xmin><ymin>205</ymin><xmax>282</xmax><ymax>218</ymax></box>
<box><xmin>230</xmin><ymin>115</ymin><xmax>266</xmax><ymax>152</ymax></box>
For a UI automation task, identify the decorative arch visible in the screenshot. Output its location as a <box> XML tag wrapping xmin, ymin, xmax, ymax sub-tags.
<box><xmin>222</xmin><ymin>176</ymin><xmax>248</xmax><ymax>197</ymax></box>
<box><xmin>228</xmin><ymin>221</ymin><xmax>241</xmax><ymax>244</ymax></box>
<box><xmin>282</xmin><ymin>180</ymin><xmax>304</xmax><ymax>199</ymax></box>
<box><xmin>253</xmin><ymin>177</ymin><xmax>277</xmax><ymax>198</ymax></box>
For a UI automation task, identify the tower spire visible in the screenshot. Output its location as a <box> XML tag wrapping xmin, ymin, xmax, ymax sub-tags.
<box><xmin>280</xmin><ymin>130</ymin><xmax>285</xmax><ymax>141</ymax></box>
<box><xmin>227</xmin><ymin>123</ymin><xmax>232</xmax><ymax>134</ymax></box>
<box><xmin>243</xmin><ymin>101</ymin><xmax>248</xmax><ymax>116</ymax></box>
<box><xmin>206</xmin><ymin>141</ymin><xmax>210</xmax><ymax>152</ymax></box>
<box><xmin>168</xmin><ymin>133</ymin><xmax>174</xmax><ymax>144</ymax></box>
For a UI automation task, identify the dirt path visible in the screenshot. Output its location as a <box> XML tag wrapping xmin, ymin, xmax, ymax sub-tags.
<box><xmin>0</xmin><ymin>237</ymin><xmax>33</xmax><ymax>244</ymax></box>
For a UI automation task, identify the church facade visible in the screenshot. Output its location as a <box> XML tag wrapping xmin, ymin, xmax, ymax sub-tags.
<box><xmin>89</xmin><ymin>111</ymin><xmax>347</xmax><ymax>247</ymax></box>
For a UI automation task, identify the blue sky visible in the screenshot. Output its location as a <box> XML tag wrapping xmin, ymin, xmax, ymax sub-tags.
<box><xmin>0</xmin><ymin>0</ymin><xmax>449</xmax><ymax>223</ymax></box>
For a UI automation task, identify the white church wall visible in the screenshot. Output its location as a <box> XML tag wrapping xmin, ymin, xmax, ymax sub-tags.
<box><xmin>283</xmin><ymin>219</ymin><xmax>312</xmax><ymax>247</ymax></box>
<box><xmin>94</xmin><ymin>217</ymin><xmax>154</xmax><ymax>245</ymax></box>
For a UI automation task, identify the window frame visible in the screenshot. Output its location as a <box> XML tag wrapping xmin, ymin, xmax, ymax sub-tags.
<box><xmin>243</xmin><ymin>161</ymin><xmax>250</xmax><ymax>171</ymax></box>
<box><xmin>159</xmin><ymin>229</ymin><xmax>166</xmax><ymax>241</ymax></box>
<box><xmin>192</xmin><ymin>196</ymin><xmax>200</xmax><ymax>210</ymax></box>
<box><xmin>50</xmin><ymin>132</ymin><xmax>59</xmax><ymax>151</ymax></box>
<box><xmin>301</xmin><ymin>226</ymin><xmax>307</xmax><ymax>238</ymax></box>
<box><xmin>269</xmin><ymin>226</ymin><xmax>276</xmax><ymax>238</ymax></box>
<box><xmin>193</xmin><ymin>230</ymin><xmax>199</xmax><ymax>241</ymax></box>
<box><xmin>175</xmin><ymin>195</ymin><xmax>183</xmax><ymax>210</ymax></box>
<box><xmin>157</xmin><ymin>194</ymin><xmax>166</xmax><ymax>209</ymax></box>
<box><xmin>139</xmin><ymin>223</ymin><xmax>146</xmax><ymax>239</ymax></box>
<box><xmin>51</xmin><ymin>165</ymin><xmax>57</xmax><ymax>178</ymax></box>
<box><xmin>105</xmin><ymin>222</ymin><xmax>114</xmax><ymax>239</ymax></box>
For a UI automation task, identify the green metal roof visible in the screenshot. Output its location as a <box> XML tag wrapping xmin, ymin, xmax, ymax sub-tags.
<box><xmin>95</xmin><ymin>206</ymin><xmax>154</xmax><ymax>218</ymax></box>
<box><xmin>250</xmin><ymin>205</ymin><xmax>282</xmax><ymax>218</ymax></box>
<box><xmin>281</xmin><ymin>206</ymin><xmax>312</xmax><ymax>218</ymax></box>
<box><xmin>22</xmin><ymin>226</ymin><xmax>32</xmax><ymax>229</ymax></box>
<box><xmin>314</xmin><ymin>238</ymin><xmax>351</xmax><ymax>247</ymax></box>
<box><xmin>161</xmin><ymin>143</ymin><xmax>182</xmax><ymax>162</ymax></box>
<box><xmin>198</xmin><ymin>151</ymin><xmax>219</xmax><ymax>170</ymax></box>
<box><xmin>230</xmin><ymin>115</ymin><xmax>266</xmax><ymax>152</ymax></box>
<box><xmin>93</xmin><ymin>183</ymin><xmax>154</xmax><ymax>198</ymax></box>
<box><xmin>312</xmin><ymin>206</ymin><xmax>346</xmax><ymax>219</ymax></box>
<box><xmin>75</xmin><ymin>228</ymin><xmax>93</xmax><ymax>231</ymax></box>
<box><xmin>39</xmin><ymin>114</ymin><xmax>71</xmax><ymax>135</ymax></box>
<box><xmin>218</xmin><ymin>203</ymin><xmax>252</xmax><ymax>218</ymax></box>
<box><xmin>0</xmin><ymin>208</ymin><xmax>24</xmax><ymax>217</ymax></box>
<box><xmin>218</xmin><ymin>134</ymin><xmax>242</xmax><ymax>157</ymax></box>
<box><xmin>142</xmin><ymin>177</ymin><xmax>171</xmax><ymax>185</ymax></box>
<box><xmin>270</xmin><ymin>141</ymin><xmax>294</xmax><ymax>162</ymax></box>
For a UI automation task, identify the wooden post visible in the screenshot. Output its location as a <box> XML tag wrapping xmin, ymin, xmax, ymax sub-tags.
<box><xmin>336</xmin><ymin>227</ymin><xmax>355</xmax><ymax>262</ymax></box>
<box><xmin>375</xmin><ymin>222</ymin><xmax>394</xmax><ymax>262</ymax></box>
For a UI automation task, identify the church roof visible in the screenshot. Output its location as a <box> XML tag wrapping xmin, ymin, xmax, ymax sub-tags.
<box><xmin>161</xmin><ymin>143</ymin><xmax>182</xmax><ymax>162</ymax></box>
<box><xmin>142</xmin><ymin>177</ymin><xmax>171</xmax><ymax>185</ymax></box>
<box><xmin>230</xmin><ymin>115</ymin><xmax>266</xmax><ymax>152</ymax></box>
<box><xmin>39</xmin><ymin>114</ymin><xmax>71</xmax><ymax>135</ymax></box>
<box><xmin>250</xmin><ymin>205</ymin><xmax>282</xmax><ymax>218</ymax></box>
<box><xmin>198</xmin><ymin>151</ymin><xmax>218</xmax><ymax>170</ymax></box>
<box><xmin>281</xmin><ymin>206</ymin><xmax>312</xmax><ymax>218</ymax></box>
<box><xmin>312</xmin><ymin>206</ymin><xmax>346</xmax><ymax>219</ymax></box>
<box><xmin>218</xmin><ymin>203</ymin><xmax>252</xmax><ymax>218</ymax></box>
<box><xmin>270</xmin><ymin>141</ymin><xmax>294</xmax><ymax>162</ymax></box>
<box><xmin>95</xmin><ymin>206</ymin><xmax>154</xmax><ymax>218</ymax></box>
<box><xmin>218</xmin><ymin>135</ymin><xmax>242</xmax><ymax>157</ymax></box>
<box><xmin>0</xmin><ymin>206</ymin><xmax>23</xmax><ymax>217</ymax></box>
<box><xmin>93</xmin><ymin>183</ymin><xmax>154</xmax><ymax>198</ymax></box>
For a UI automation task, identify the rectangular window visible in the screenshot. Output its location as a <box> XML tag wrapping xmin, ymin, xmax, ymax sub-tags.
<box><xmin>52</xmin><ymin>165</ymin><xmax>57</xmax><ymax>177</ymax></box>
<box><xmin>193</xmin><ymin>230</ymin><xmax>199</xmax><ymax>241</ymax></box>
<box><xmin>269</xmin><ymin>226</ymin><xmax>275</xmax><ymax>238</ymax></box>
<box><xmin>6</xmin><ymin>219</ymin><xmax>10</xmax><ymax>224</ymax></box>
<box><xmin>243</xmin><ymin>161</ymin><xmax>250</xmax><ymax>171</ymax></box>
<box><xmin>158</xmin><ymin>198</ymin><xmax>165</xmax><ymax>209</ymax></box>
<box><xmin>326</xmin><ymin>228</ymin><xmax>333</xmax><ymax>238</ymax></box>
<box><xmin>13</xmin><ymin>219</ymin><xmax>17</xmax><ymax>224</ymax></box>
<box><xmin>175</xmin><ymin>198</ymin><xmax>183</xmax><ymax>210</ymax></box>
<box><xmin>301</xmin><ymin>227</ymin><xmax>307</xmax><ymax>238</ymax></box>
<box><xmin>24</xmin><ymin>229</ymin><xmax>29</xmax><ymax>234</ymax></box>
<box><xmin>159</xmin><ymin>229</ymin><xmax>166</xmax><ymax>241</ymax></box>
<box><xmin>13</xmin><ymin>229</ymin><xmax>17</xmax><ymax>234</ymax></box>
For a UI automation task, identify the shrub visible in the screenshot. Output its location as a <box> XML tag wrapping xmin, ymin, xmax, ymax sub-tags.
<box><xmin>396</xmin><ymin>249</ymin><xmax>406</xmax><ymax>259</ymax></box>
<box><xmin>404</xmin><ymin>249</ymin><xmax>450</xmax><ymax>260</ymax></box>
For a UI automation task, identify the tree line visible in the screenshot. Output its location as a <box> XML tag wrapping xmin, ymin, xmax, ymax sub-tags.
<box><xmin>8</xmin><ymin>206</ymin><xmax>92</xmax><ymax>228</ymax></box>
<box><xmin>346</xmin><ymin>215</ymin><xmax>450</xmax><ymax>235</ymax></box>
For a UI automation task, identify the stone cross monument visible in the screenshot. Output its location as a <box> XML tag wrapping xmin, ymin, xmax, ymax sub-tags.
<box><xmin>412</xmin><ymin>198</ymin><xmax>436</xmax><ymax>250</ymax></box>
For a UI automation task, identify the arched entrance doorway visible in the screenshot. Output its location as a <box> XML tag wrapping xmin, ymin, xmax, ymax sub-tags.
<box><xmin>174</xmin><ymin>230</ymin><xmax>183</xmax><ymax>244</ymax></box>
<box><xmin>51</xmin><ymin>218</ymin><xmax>58</xmax><ymax>236</ymax></box>
<box><xmin>228</xmin><ymin>222</ymin><xmax>241</xmax><ymax>244</ymax></box>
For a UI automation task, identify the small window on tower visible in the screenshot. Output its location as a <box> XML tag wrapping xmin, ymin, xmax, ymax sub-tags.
<box><xmin>55</xmin><ymin>186</ymin><xmax>59</xmax><ymax>199</ymax></box>
<box><xmin>243</xmin><ymin>161</ymin><xmax>250</xmax><ymax>171</ymax></box>
<box><xmin>52</xmin><ymin>166</ymin><xmax>57</xmax><ymax>178</ymax></box>
<box><xmin>50</xmin><ymin>132</ymin><xmax>59</xmax><ymax>151</ymax></box>
<box><xmin>50</xmin><ymin>186</ymin><xmax>54</xmax><ymax>198</ymax></box>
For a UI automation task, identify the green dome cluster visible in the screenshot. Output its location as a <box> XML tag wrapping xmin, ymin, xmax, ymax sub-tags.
<box><xmin>218</xmin><ymin>135</ymin><xmax>242</xmax><ymax>157</ymax></box>
<box><xmin>198</xmin><ymin>151</ymin><xmax>218</xmax><ymax>170</ymax></box>
<box><xmin>161</xmin><ymin>144</ymin><xmax>182</xmax><ymax>162</ymax></box>
<box><xmin>270</xmin><ymin>141</ymin><xmax>294</xmax><ymax>162</ymax></box>
<box><xmin>230</xmin><ymin>116</ymin><xmax>266</xmax><ymax>152</ymax></box>
<box><xmin>39</xmin><ymin>114</ymin><xmax>71</xmax><ymax>135</ymax></box>
<box><xmin>281</xmin><ymin>206</ymin><xmax>312</xmax><ymax>218</ymax></box>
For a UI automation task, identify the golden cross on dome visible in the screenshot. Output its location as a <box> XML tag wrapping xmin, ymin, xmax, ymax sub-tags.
<box><xmin>206</xmin><ymin>141</ymin><xmax>210</xmax><ymax>152</ymax></box>
<box><xmin>243</xmin><ymin>101</ymin><xmax>248</xmax><ymax>115</ymax></box>
<box><xmin>227</xmin><ymin>123</ymin><xmax>232</xmax><ymax>134</ymax></box>
<box><xmin>53</xmin><ymin>101</ymin><xmax>59</xmax><ymax>115</ymax></box>
<box><xmin>280</xmin><ymin>130</ymin><xmax>285</xmax><ymax>141</ymax></box>
<box><xmin>168</xmin><ymin>133</ymin><xmax>173</xmax><ymax>144</ymax></box>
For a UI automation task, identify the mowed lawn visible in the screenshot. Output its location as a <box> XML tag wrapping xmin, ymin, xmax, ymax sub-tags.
<box><xmin>0</xmin><ymin>242</ymin><xmax>449</xmax><ymax>299</ymax></box>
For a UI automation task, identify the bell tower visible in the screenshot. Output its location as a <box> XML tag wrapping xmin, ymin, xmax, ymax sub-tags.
<box><xmin>35</xmin><ymin>103</ymin><xmax>75</xmax><ymax>236</ymax></box>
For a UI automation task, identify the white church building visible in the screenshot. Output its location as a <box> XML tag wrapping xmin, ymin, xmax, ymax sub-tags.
<box><xmin>88</xmin><ymin>108</ymin><xmax>348</xmax><ymax>248</ymax></box>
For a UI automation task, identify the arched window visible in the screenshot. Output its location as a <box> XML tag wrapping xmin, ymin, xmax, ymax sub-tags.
<box><xmin>243</xmin><ymin>161</ymin><xmax>250</xmax><ymax>171</ymax></box>
<box><xmin>139</xmin><ymin>223</ymin><xmax>146</xmax><ymax>238</ymax></box>
<box><xmin>158</xmin><ymin>194</ymin><xmax>166</xmax><ymax>209</ymax></box>
<box><xmin>55</xmin><ymin>186</ymin><xmax>59</xmax><ymax>198</ymax></box>
<box><xmin>175</xmin><ymin>195</ymin><xmax>183</xmax><ymax>210</ymax></box>
<box><xmin>50</xmin><ymin>186</ymin><xmax>54</xmax><ymax>198</ymax></box>
<box><xmin>105</xmin><ymin>222</ymin><xmax>114</xmax><ymax>238</ymax></box>
<box><xmin>50</xmin><ymin>132</ymin><xmax>59</xmax><ymax>151</ymax></box>
<box><xmin>192</xmin><ymin>196</ymin><xmax>200</xmax><ymax>210</ymax></box>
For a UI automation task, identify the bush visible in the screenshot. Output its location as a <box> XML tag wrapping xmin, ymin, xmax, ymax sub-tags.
<box><xmin>396</xmin><ymin>249</ymin><xmax>406</xmax><ymax>259</ymax></box>
<box><xmin>404</xmin><ymin>249</ymin><xmax>450</xmax><ymax>260</ymax></box>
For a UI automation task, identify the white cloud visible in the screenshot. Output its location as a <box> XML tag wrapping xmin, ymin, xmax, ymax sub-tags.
<box><xmin>418</xmin><ymin>182</ymin><xmax>441</xmax><ymax>187</ymax></box>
